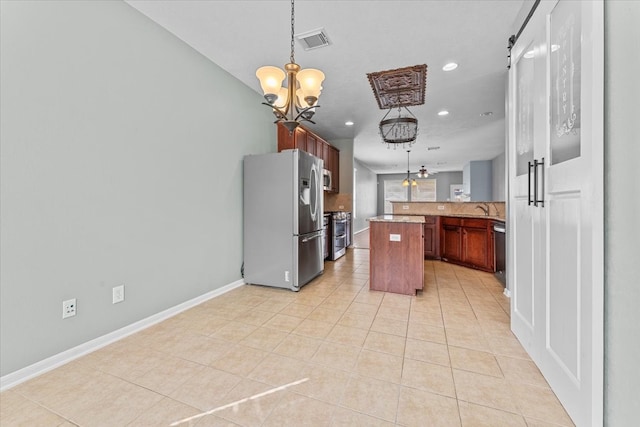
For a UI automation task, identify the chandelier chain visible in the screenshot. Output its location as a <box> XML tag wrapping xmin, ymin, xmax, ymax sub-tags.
<box><xmin>290</xmin><ymin>0</ymin><xmax>295</xmax><ymax>64</ymax></box>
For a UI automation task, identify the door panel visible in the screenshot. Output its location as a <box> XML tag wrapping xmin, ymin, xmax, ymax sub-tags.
<box><xmin>547</xmin><ymin>194</ymin><xmax>581</xmax><ymax>381</ymax></box>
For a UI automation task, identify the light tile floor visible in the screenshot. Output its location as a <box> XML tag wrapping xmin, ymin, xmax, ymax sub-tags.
<box><xmin>0</xmin><ymin>249</ymin><xmax>574</xmax><ymax>426</ymax></box>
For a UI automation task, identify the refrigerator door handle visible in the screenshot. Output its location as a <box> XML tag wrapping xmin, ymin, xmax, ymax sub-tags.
<box><xmin>301</xmin><ymin>231</ymin><xmax>323</xmax><ymax>243</ymax></box>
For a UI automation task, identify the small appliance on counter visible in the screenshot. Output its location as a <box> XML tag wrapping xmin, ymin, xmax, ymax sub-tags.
<box><xmin>243</xmin><ymin>149</ymin><xmax>324</xmax><ymax>291</ymax></box>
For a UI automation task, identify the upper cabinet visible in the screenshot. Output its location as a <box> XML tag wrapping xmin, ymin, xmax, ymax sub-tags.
<box><xmin>277</xmin><ymin>123</ymin><xmax>339</xmax><ymax>193</ymax></box>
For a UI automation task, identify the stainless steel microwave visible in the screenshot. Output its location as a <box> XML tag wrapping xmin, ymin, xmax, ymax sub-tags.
<box><xmin>322</xmin><ymin>169</ymin><xmax>332</xmax><ymax>191</ymax></box>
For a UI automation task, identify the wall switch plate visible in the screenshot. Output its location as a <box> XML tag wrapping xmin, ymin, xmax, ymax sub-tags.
<box><xmin>389</xmin><ymin>234</ymin><xmax>401</xmax><ymax>242</ymax></box>
<box><xmin>437</xmin><ymin>205</ymin><xmax>445</xmax><ymax>210</ymax></box>
<box><xmin>112</xmin><ymin>285</ymin><xmax>125</xmax><ymax>304</ymax></box>
<box><xmin>339</xmin><ymin>205</ymin><xmax>344</xmax><ymax>209</ymax></box>
<box><xmin>62</xmin><ymin>298</ymin><xmax>76</xmax><ymax>319</ymax></box>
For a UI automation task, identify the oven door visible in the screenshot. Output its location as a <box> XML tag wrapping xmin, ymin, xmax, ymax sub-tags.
<box><xmin>332</xmin><ymin>234</ymin><xmax>346</xmax><ymax>260</ymax></box>
<box><xmin>333</xmin><ymin>219</ymin><xmax>346</xmax><ymax>237</ymax></box>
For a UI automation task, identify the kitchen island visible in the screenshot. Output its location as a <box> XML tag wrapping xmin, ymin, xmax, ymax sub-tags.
<box><xmin>368</xmin><ymin>215</ymin><xmax>425</xmax><ymax>296</ymax></box>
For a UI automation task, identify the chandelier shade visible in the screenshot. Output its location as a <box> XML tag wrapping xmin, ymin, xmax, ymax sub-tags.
<box><xmin>379</xmin><ymin>106</ymin><xmax>418</xmax><ymax>147</ymax></box>
<box><xmin>255</xmin><ymin>0</ymin><xmax>325</xmax><ymax>132</ymax></box>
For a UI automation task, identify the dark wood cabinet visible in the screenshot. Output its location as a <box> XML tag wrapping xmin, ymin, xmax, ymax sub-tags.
<box><xmin>441</xmin><ymin>217</ymin><xmax>463</xmax><ymax>262</ymax></box>
<box><xmin>440</xmin><ymin>216</ymin><xmax>493</xmax><ymax>272</ymax></box>
<box><xmin>462</xmin><ymin>222</ymin><xmax>489</xmax><ymax>268</ymax></box>
<box><xmin>329</xmin><ymin>145</ymin><xmax>339</xmax><ymax>192</ymax></box>
<box><xmin>277</xmin><ymin>122</ymin><xmax>339</xmax><ymax>193</ymax></box>
<box><xmin>306</xmin><ymin>132</ymin><xmax>317</xmax><ymax>156</ymax></box>
<box><xmin>424</xmin><ymin>215</ymin><xmax>441</xmax><ymax>259</ymax></box>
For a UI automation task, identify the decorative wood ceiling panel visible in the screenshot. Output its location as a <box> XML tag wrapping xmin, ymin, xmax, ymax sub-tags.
<box><xmin>367</xmin><ymin>64</ymin><xmax>428</xmax><ymax>110</ymax></box>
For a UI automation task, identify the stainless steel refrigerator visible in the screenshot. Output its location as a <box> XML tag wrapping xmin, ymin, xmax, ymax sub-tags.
<box><xmin>243</xmin><ymin>149</ymin><xmax>324</xmax><ymax>291</ymax></box>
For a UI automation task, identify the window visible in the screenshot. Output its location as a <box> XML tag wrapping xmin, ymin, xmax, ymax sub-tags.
<box><xmin>411</xmin><ymin>180</ymin><xmax>437</xmax><ymax>201</ymax></box>
<box><xmin>383</xmin><ymin>180</ymin><xmax>407</xmax><ymax>213</ymax></box>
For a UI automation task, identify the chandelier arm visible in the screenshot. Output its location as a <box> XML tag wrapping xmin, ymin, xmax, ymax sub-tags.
<box><xmin>403</xmin><ymin>106</ymin><xmax>417</xmax><ymax>119</ymax></box>
<box><xmin>294</xmin><ymin>105</ymin><xmax>321</xmax><ymax>122</ymax></box>
<box><xmin>261</xmin><ymin>102</ymin><xmax>288</xmax><ymax>120</ymax></box>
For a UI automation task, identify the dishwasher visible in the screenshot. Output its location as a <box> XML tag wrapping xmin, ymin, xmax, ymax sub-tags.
<box><xmin>493</xmin><ymin>223</ymin><xmax>506</xmax><ymax>286</ymax></box>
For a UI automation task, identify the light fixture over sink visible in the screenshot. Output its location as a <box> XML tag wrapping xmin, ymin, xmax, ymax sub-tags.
<box><xmin>255</xmin><ymin>0</ymin><xmax>325</xmax><ymax>133</ymax></box>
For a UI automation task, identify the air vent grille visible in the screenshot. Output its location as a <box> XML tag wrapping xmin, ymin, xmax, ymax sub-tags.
<box><xmin>296</xmin><ymin>28</ymin><xmax>331</xmax><ymax>51</ymax></box>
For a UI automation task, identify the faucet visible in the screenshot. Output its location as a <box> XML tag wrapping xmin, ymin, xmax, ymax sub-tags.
<box><xmin>475</xmin><ymin>203</ymin><xmax>490</xmax><ymax>216</ymax></box>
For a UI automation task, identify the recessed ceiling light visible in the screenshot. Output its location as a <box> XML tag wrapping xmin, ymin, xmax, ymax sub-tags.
<box><xmin>345</xmin><ymin>121</ymin><xmax>354</xmax><ymax>126</ymax></box>
<box><xmin>524</xmin><ymin>50</ymin><xmax>535</xmax><ymax>59</ymax></box>
<box><xmin>442</xmin><ymin>62</ymin><xmax>458</xmax><ymax>71</ymax></box>
<box><xmin>480</xmin><ymin>111</ymin><xmax>493</xmax><ymax>117</ymax></box>
<box><xmin>551</xmin><ymin>44</ymin><xmax>560</xmax><ymax>52</ymax></box>
<box><xmin>438</xmin><ymin>110</ymin><xmax>449</xmax><ymax>116</ymax></box>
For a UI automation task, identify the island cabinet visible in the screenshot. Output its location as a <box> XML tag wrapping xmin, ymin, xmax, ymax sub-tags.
<box><xmin>423</xmin><ymin>215</ymin><xmax>441</xmax><ymax>259</ymax></box>
<box><xmin>277</xmin><ymin>122</ymin><xmax>339</xmax><ymax>192</ymax></box>
<box><xmin>369</xmin><ymin>216</ymin><xmax>424</xmax><ymax>295</ymax></box>
<box><xmin>440</xmin><ymin>216</ymin><xmax>493</xmax><ymax>272</ymax></box>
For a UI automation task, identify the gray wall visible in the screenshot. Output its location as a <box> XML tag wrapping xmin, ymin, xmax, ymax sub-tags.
<box><xmin>463</xmin><ymin>160</ymin><xmax>493</xmax><ymax>201</ymax></box>
<box><xmin>604</xmin><ymin>0</ymin><xmax>640</xmax><ymax>423</ymax></box>
<box><xmin>433</xmin><ymin>171</ymin><xmax>464</xmax><ymax>201</ymax></box>
<box><xmin>0</xmin><ymin>1</ymin><xmax>275</xmax><ymax>376</ymax></box>
<box><xmin>492</xmin><ymin>152</ymin><xmax>506</xmax><ymax>201</ymax></box>
<box><xmin>353</xmin><ymin>159</ymin><xmax>377</xmax><ymax>233</ymax></box>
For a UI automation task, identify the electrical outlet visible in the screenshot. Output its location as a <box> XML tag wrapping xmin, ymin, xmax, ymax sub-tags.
<box><xmin>112</xmin><ymin>285</ymin><xmax>125</xmax><ymax>304</ymax></box>
<box><xmin>62</xmin><ymin>298</ymin><xmax>76</xmax><ymax>319</ymax></box>
<box><xmin>402</xmin><ymin>205</ymin><xmax>410</xmax><ymax>210</ymax></box>
<box><xmin>437</xmin><ymin>205</ymin><xmax>445</xmax><ymax>210</ymax></box>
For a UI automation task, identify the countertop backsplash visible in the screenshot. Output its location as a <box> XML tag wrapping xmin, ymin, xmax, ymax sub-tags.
<box><xmin>391</xmin><ymin>201</ymin><xmax>505</xmax><ymax>220</ymax></box>
<box><xmin>324</xmin><ymin>192</ymin><xmax>352</xmax><ymax>212</ymax></box>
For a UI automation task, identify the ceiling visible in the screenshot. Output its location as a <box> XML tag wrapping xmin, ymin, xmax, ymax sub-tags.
<box><xmin>125</xmin><ymin>0</ymin><xmax>526</xmax><ymax>174</ymax></box>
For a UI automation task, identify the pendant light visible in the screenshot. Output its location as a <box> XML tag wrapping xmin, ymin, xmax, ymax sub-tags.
<box><xmin>402</xmin><ymin>150</ymin><xmax>418</xmax><ymax>187</ymax></box>
<box><xmin>256</xmin><ymin>0</ymin><xmax>325</xmax><ymax>133</ymax></box>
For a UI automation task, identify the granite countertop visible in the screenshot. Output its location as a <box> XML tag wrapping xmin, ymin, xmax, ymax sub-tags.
<box><xmin>368</xmin><ymin>215</ymin><xmax>426</xmax><ymax>224</ymax></box>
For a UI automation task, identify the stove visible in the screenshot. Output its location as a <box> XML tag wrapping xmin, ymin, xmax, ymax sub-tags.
<box><xmin>328</xmin><ymin>211</ymin><xmax>349</xmax><ymax>260</ymax></box>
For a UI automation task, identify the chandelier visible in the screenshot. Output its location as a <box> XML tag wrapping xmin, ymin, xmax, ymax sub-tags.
<box><xmin>379</xmin><ymin>106</ymin><xmax>418</xmax><ymax>148</ymax></box>
<box><xmin>255</xmin><ymin>0</ymin><xmax>325</xmax><ymax>133</ymax></box>
<box><xmin>416</xmin><ymin>165</ymin><xmax>429</xmax><ymax>178</ymax></box>
<box><xmin>402</xmin><ymin>150</ymin><xmax>417</xmax><ymax>187</ymax></box>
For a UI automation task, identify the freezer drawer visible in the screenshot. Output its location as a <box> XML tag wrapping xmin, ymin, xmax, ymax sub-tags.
<box><xmin>296</xmin><ymin>231</ymin><xmax>324</xmax><ymax>288</ymax></box>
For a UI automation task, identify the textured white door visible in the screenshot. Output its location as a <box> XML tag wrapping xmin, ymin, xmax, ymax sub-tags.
<box><xmin>508</xmin><ymin>1</ymin><xmax>603</xmax><ymax>425</ymax></box>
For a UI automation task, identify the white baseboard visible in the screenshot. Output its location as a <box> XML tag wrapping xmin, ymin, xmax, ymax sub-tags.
<box><xmin>354</xmin><ymin>227</ymin><xmax>369</xmax><ymax>235</ymax></box>
<box><xmin>0</xmin><ymin>279</ymin><xmax>245</xmax><ymax>392</ymax></box>
<box><xmin>503</xmin><ymin>287</ymin><xmax>512</xmax><ymax>298</ymax></box>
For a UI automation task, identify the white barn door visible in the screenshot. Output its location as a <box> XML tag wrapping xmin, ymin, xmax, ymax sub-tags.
<box><xmin>508</xmin><ymin>1</ymin><xmax>603</xmax><ymax>426</ymax></box>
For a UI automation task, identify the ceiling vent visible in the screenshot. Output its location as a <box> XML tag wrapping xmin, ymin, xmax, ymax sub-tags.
<box><xmin>296</xmin><ymin>28</ymin><xmax>331</xmax><ymax>51</ymax></box>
